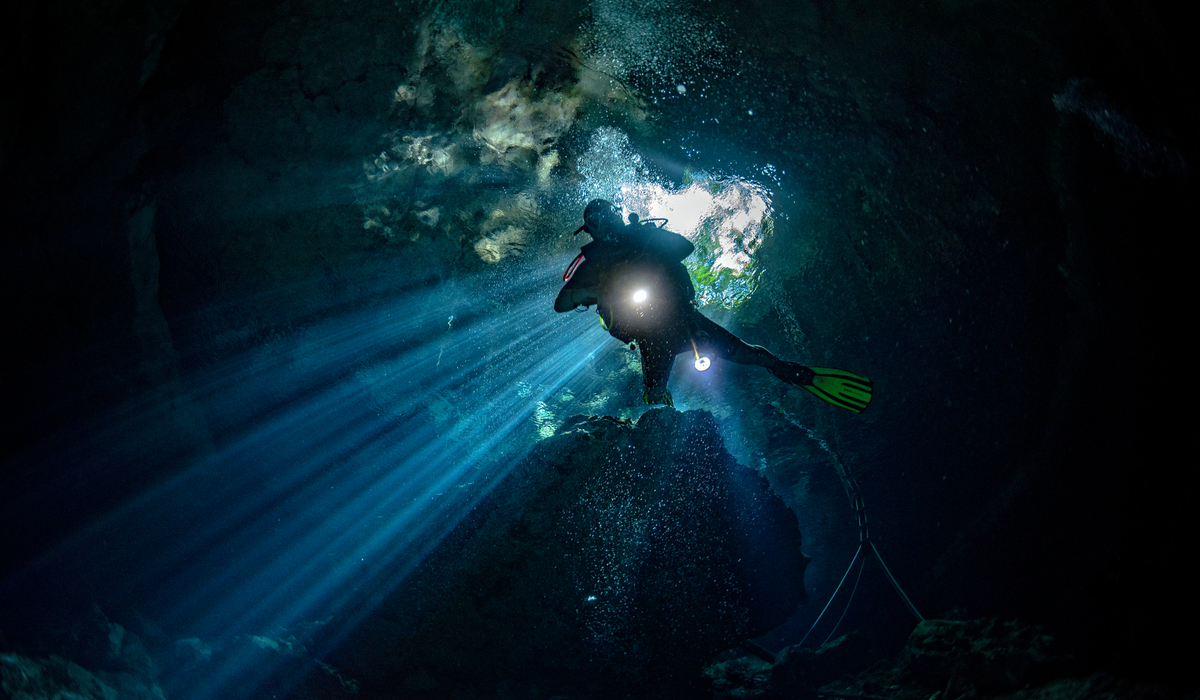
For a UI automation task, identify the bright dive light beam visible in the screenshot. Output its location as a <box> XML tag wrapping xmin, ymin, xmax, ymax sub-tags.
<box><xmin>689</xmin><ymin>336</ymin><xmax>710</xmax><ymax>371</ymax></box>
<box><xmin>632</xmin><ymin>289</ymin><xmax>648</xmax><ymax>304</ymax></box>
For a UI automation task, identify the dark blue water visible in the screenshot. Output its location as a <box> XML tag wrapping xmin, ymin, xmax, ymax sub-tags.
<box><xmin>1</xmin><ymin>0</ymin><xmax>1193</xmax><ymax>697</ymax></box>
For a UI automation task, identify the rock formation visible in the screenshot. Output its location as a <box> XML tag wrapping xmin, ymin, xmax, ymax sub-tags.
<box><xmin>330</xmin><ymin>408</ymin><xmax>809</xmax><ymax>698</ymax></box>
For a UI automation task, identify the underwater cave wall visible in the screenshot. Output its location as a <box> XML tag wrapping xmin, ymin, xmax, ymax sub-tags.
<box><xmin>1</xmin><ymin>0</ymin><xmax>1194</xmax><ymax>689</ymax></box>
<box><xmin>327</xmin><ymin>408</ymin><xmax>808</xmax><ymax>697</ymax></box>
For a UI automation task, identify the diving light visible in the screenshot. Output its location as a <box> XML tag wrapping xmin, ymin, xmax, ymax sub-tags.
<box><xmin>632</xmin><ymin>289</ymin><xmax>648</xmax><ymax>304</ymax></box>
<box><xmin>690</xmin><ymin>336</ymin><xmax>710</xmax><ymax>371</ymax></box>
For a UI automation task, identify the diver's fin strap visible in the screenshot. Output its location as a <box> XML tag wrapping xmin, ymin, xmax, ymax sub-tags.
<box><xmin>802</xmin><ymin>367</ymin><xmax>873</xmax><ymax>413</ymax></box>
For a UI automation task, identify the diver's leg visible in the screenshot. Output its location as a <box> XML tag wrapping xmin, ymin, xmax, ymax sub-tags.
<box><xmin>638</xmin><ymin>334</ymin><xmax>679</xmax><ymax>406</ymax></box>
<box><xmin>690</xmin><ymin>313</ymin><xmax>815</xmax><ymax>385</ymax></box>
<box><xmin>690</xmin><ymin>312</ymin><xmax>778</xmax><ymax>367</ymax></box>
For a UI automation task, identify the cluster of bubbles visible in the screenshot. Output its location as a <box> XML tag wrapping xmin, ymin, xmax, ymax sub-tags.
<box><xmin>576</xmin><ymin>127</ymin><xmax>645</xmax><ymax>203</ymax></box>
<box><xmin>581</xmin><ymin>0</ymin><xmax>724</xmax><ymax>87</ymax></box>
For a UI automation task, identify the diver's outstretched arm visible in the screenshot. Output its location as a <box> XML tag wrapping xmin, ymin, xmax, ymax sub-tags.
<box><xmin>554</xmin><ymin>286</ymin><xmax>599</xmax><ymax>312</ymax></box>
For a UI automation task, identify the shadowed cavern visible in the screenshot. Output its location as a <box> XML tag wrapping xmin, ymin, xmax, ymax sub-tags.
<box><xmin>0</xmin><ymin>0</ymin><xmax>1193</xmax><ymax>698</ymax></box>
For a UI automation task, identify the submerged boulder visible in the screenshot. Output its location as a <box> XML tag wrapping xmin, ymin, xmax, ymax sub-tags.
<box><xmin>705</xmin><ymin>630</ymin><xmax>870</xmax><ymax>700</ymax></box>
<box><xmin>705</xmin><ymin>618</ymin><xmax>1075</xmax><ymax>700</ymax></box>
<box><xmin>336</xmin><ymin>407</ymin><xmax>809</xmax><ymax>697</ymax></box>
<box><xmin>895</xmin><ymin>618</ymin><xmax>1062</xmax><ymax>694</ymax></box>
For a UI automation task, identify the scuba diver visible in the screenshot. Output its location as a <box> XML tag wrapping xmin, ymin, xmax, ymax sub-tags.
<box><xmin>555</xmin><ymin>199</ymin><xmax>873</xmax><ymax>412</ymax></box>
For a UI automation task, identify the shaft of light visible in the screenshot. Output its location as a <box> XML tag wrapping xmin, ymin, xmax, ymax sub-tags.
<box><xmin>4</xmin><ymin>257</ymin><xmax>620</xmax><ymax>700</ymax></box>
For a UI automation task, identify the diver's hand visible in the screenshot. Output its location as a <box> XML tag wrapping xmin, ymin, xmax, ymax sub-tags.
<box><xmin>554</xmin><ymin>286</ymin><xmax>599</xmax><ymax>312</ymax></box>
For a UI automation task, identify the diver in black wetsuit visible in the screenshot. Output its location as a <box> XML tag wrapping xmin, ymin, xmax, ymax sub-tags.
<box><xmin>555</xmin><ymin>199</ymin><xmax>873</xmax><ymax>412</ymax></box>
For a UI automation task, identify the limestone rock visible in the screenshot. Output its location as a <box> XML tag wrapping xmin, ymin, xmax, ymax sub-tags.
<box><xmin>704</xmin><ymin>630</ymin><xmax>869</xmax><ymax>700</ymax></box>
<box><xmin>0</xmin><ymin>652</ymin><xmax>160</xmax><ymax>700</ymax></box>
<box><xmin>771</xmin><ymin>628</ymin><xmax>870</xmax><ymax>690</ymax></box>
<box><xmin>701</xmin><ymin>617</ymin><xmax>1190</xmax><ymax>700</ymax></box>
<box><xmin>895</xmin><ymin>618</ymin><xmax>1061</xmax><ymax>694</ymax></box>
<box><xmin>334</xmin><ymin>408</ymin><xmax>809</xmax><ymax>697</ymax></box>
<box><xmin>816</xmin><ymin>618</ymin><xmax>1067</xmax><ymax>700</ymax></box>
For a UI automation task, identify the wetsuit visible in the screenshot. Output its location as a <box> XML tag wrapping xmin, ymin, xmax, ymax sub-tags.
<box><xmin>556</xmin><ymin>220</ymin><xmax>781</xmax><ymax>401</ymax></box>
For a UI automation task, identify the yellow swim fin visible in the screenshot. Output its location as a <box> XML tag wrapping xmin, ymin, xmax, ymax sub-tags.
<box><xmin>802</xmin><ymin>367</ymin><xmax>873</xmax><ymax>413</ymax></box>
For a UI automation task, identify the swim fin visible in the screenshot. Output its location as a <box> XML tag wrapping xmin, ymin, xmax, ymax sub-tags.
<box><xmin>802</xmin><ymin>367</ymin><xmax>873</xmax><ymax>413</ymax></box>
<box><xmin>642</xmin><ymin>386</ymin><xmax>674</xmax><ymax>408</ymax></box>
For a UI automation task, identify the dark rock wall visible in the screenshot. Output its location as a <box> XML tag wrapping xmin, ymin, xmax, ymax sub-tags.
<box><xmin>331</xmin><ymin>408</ymin><xmax>808</xmax><ymax>697</ymax></box>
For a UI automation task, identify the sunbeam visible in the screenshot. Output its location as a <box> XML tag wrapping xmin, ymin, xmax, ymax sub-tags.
<box><xmin>4</xmin><ymin>255</ymin><xmax>625</xmax><ymax>699</ymax></box>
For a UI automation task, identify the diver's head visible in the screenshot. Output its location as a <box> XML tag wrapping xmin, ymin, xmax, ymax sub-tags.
<box><xmin>583</xmin><ymin>199</ymin><xmax>626</xmax><ymax>242</ymax></box>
